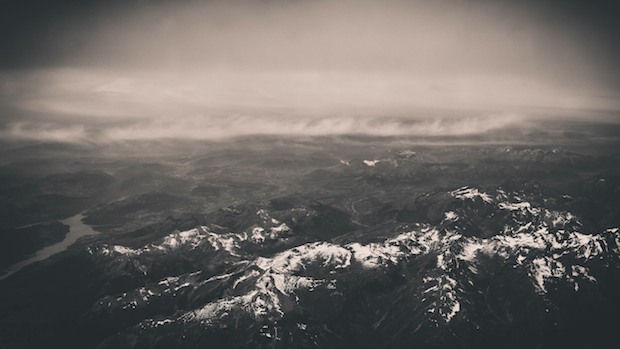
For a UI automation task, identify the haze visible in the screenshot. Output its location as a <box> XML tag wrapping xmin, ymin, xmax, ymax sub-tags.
<box><xmin>1</xmin><ymin>0</ymin><xmax>619</xmax><ymax>143</ymax></box>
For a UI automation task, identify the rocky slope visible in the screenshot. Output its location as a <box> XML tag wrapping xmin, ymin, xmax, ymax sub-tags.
<box><xmin>86</xmin><ymin>185</ymin><xmax>620</xmax><ymax>348</ymax></box>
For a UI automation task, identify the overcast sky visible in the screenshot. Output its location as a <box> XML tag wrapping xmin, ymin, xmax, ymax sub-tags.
<box><xmin>1</xmin><ymin>0</ymin><xmax>619</xmax><ymax>142</ymax></box>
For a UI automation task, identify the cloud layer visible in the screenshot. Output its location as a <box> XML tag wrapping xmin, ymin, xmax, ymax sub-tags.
<box><xmin>1</xmin><ymin>0</ymin><xmax>619</xmax><ymax>143</ymax></box>
<box><xmin>1</xmin><ymin>111</ymin><xmax>528</xmax><ymax>143</ymax></box>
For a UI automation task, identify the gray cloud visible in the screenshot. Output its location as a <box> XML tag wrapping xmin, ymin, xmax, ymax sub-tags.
<box><xmin>0</xmin><ymin>112</ymin><xmax>528</xmax><ymax>143</ymax></box>
<box><xmin>1</xmin><ymin>0</ymin><xmax>619</xmax><ymax>143</ymax></box>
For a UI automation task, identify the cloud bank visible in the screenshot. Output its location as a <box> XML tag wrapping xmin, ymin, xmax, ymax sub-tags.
<box><xmin>1</xmin><ymin>0</ymin><xmax>619</xmax><ymax>144</ymax></box>
<box><xmin>0</xmin><ymin>112</ymin><xmax>529</xmax><ymax>143</ymax></box>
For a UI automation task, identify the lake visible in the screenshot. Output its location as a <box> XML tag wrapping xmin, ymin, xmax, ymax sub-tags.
<box><xmin>0</xmin><ymin>213</ymin><xmax>100</xmax><ymax>280</ymax></box>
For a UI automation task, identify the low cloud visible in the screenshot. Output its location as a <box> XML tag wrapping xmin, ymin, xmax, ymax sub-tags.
<box><xmin>1</xmin><ymin>112</ymin><xmax>528</xmax><ymax>144</ymax></box>
<box><xmin>103</xmin><ymin>113</ymin><xmax>528</xmax><ymax>140</ymax></box>
<box><xmin>1</xmin><ymin>68</ymin><xmax>616</xmax><ymax>144</ymax></box>
<box><xmin>1</xmin><ymin>122</ymin><xmax>88</xmax><ymax>143</ymax></box>
<box><xmin>8</xmin><ymin>69</ymin><xmax>618</xmax><ymax>118</ymax></box>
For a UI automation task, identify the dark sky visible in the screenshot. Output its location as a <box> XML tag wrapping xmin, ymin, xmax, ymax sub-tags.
<box><xmin>1</xmin><ymin>0</ymin><xmax>619</xmax><ymax>142</ymax></box>
<box><xmin>1</xmin><ymin>0</ymin><xmax>618</xmax><ymax>73</ymax></box>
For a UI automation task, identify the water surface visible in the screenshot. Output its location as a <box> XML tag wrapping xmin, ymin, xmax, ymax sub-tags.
<box><xmin>0</xmin><ymin>213</ymin><xmax>99</xmax><ymax>280</ymax></box>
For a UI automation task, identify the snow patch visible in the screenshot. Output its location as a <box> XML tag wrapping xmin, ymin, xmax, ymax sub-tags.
<box><xmin>444</xmin><ymin>211</ymin><xmax>458</xmax><ymax>222</ymax></box>
<box><xmin>256</xmin><ymin>242</ymin><xmax>352</xmax><ymax>273</ymax></box>
<box><xmin>450</xmin><ymin>187</ymin><xmax>493</xmax><ymax>203</ymax></box>
<box><xmin>458</xmin><ymin>241</ymin><xmax>483</xmax><ymax>262</ymax></box>
<box><xmin>529</xmin><ymin>257</ymin><xmax>565</xmax><ymax>293</ymax></box>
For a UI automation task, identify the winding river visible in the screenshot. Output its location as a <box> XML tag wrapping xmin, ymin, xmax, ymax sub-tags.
<box><xmin>0</xmin><ymin>213</ymin><xmax>100</xmax><ymax>280</ymax></box>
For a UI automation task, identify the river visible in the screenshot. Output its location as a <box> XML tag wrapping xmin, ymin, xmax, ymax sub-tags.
<box><xmin>0</xmin><ymin>213</ymin><xmax>100</xmax><ymax>280</ymax></box>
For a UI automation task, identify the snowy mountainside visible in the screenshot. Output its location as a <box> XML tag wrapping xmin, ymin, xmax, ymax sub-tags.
<box><xmin>2</xmin><ymin>141</ymin><xmax>620</xmax><ymax>349</ymax></box>
<box><xmin>89</xmin><ymin>186</ymin><xmax>620</xmax><ymax>348</ymax></box>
